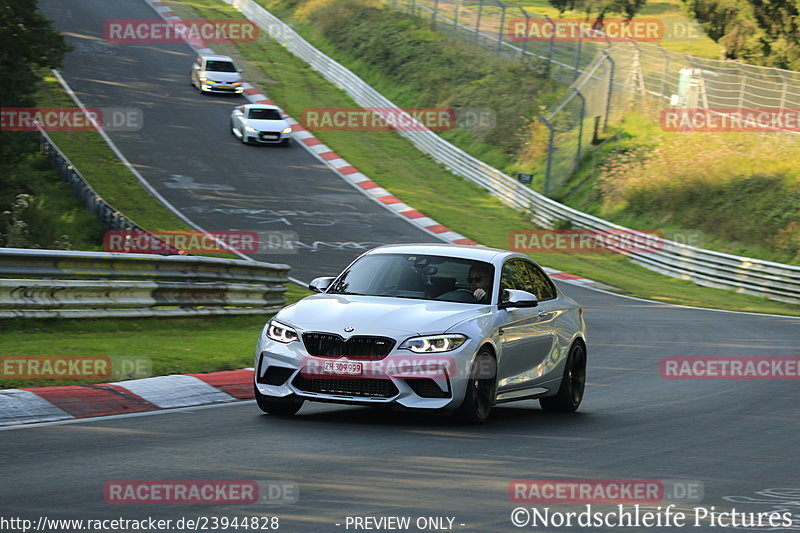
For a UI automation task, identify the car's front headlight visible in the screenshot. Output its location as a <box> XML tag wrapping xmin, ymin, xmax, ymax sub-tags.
<box><xmin>266</xmin><ymin>320</ymin><xmax>298</xmax><ymax>343</ymax></box>
<box><xmin>400</xmin><ymin>334</ymin><xmax>467</xmax><ymax>353</ymax></box>
<box><xmin>245</xmin><ymin>126</ymin><xmax>259</xmax><ymax>133</ymax></box>
<box><xmin>282</xmin><ymin>127</ymin><xmax>292</xmax><ymax>134</ymax></box>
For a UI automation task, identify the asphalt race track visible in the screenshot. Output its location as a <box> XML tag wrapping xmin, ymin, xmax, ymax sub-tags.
<box><xmin>37</xmin><ymin>0</ymin><xmax>439</xmax><ymax>282</ymax></box>
<box><xmin>3</xmin><ymin>1</ymin><xmax>799</xmax><ymax>532</ymax></box>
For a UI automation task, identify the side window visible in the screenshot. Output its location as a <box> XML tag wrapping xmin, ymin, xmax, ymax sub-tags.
<box><xmin>523</xmin><ymin>262</ymin><xmax>557</xmax><ymax>301</ymax></box>
<box><xmin>499</xmin><ymin>260</ymin><xmax>534</xmax><ymax>301</ymax></box>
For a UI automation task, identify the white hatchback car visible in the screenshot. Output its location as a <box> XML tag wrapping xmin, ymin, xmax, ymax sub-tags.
<box><xmin>254</xmin><ymin>244</ymin><xmax>588</xmax><ymax>423</ymax></box>
<box><xmin>230</xmin><ymin>104</ymin><xmax>293</xmax><ymax>146</ymax></box>
<box><xmin>190</xmin><ymin>54</ymin><xmax>244</xmax><ymax>94</ymax></box>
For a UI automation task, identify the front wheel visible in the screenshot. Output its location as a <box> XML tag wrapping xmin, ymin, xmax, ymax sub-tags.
<box><xmin>540</xmin><ymin>342</ymin><xmax>586</xmax><ymax>413</ymax></box>
<box><xmin>255</xmin><ymin>387</ymin><xmax>304</xmax><ymax>415</ymax></box>
<box><xmin>455</xmin><ymin>350</ymin><xmax>497</xmax><ymax>424</ymax></box>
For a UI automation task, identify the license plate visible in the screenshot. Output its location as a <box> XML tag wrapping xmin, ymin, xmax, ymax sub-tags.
<box><xmin>323</xmin><ymin>360</ymin><xmax>363</xmax><ymax>376</ymax></box>
<box><xmin>262</xmin><ymin>134</ymin><xmax>278</xmax><ymax>139</ymax></box>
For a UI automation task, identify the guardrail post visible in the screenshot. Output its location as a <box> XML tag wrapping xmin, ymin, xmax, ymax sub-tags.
<box><xmin>431</xmin><ymin>0</ymin><xmax>439</xmax><ymax>28</ymax></box>
<box><xmin>452</xmin><ymin>0</ymin><xmax>460</xmax><ymax>36</ymax></box>
<box><xmin>537</xmin><ymin>116</ymin><xmax>555</xmax><ymax>197</ymax></box>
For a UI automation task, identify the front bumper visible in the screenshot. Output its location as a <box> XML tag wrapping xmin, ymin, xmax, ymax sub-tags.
<box><xmin>254</xmin><ymin>335</ymin><xmax>478</xmax><ymax>410</ymax></box>
<box><xmin>200</xmin><ymin>83</ymin><xmax>244</xmax><ymax>94</ymax></box>
<box><xmin>246</xmin><ymin>131</ymin><xmax>291</xmax><ymax>144</ymax></box>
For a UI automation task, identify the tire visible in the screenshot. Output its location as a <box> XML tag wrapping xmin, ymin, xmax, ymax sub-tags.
<box><xmin>281</xmin><ymin>138</ymin><xmax>291</xmax><ymax>147</ymax></box>
<box><xmin>540</xmin><ymin>342</ymin><xmax>586</xmax><ymax>413</ymax></box>
<box><xmin>255</xmin><ymin>387</ymin><xmax>304</xmax><ymax>415</ymax></box>
<box><xmin>456</xmin><ymin>349</ymin><xmax>497</xmax><ymax>424</ymax></box>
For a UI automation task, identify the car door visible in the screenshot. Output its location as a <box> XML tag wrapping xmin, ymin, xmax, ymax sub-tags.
<box><xmin>496</xmin><ymin>259</ymin><xmax>557</xmax><ymax>393</ymax></box>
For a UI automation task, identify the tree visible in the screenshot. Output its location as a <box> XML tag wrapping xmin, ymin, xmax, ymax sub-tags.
<box><xmin>548</xmin><ymin>0</ymin><xmax>648</xmax><ymax>21</ymax></box>
<box><xmin>683</xmin><ymin>0</ymin><xmax>800</xmax><ymax>70</ymax></box>
<box><xmin>0</xmin><ymin>0</ymin><xmax>71</xmax><ymax>163</ymax></box>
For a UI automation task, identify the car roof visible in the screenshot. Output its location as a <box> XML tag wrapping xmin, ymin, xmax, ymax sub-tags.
<box><xmin>200</xmin><ymin>55</ymin><xmax>234</xmax><ymax>62</ymax></box>
<box><xmin>364</xmin><ymin>243</ymin><xmax>524</xmax><ymax>263</ymax></box>
<box><xmin>242</xmin><ymin>104</ymin><xmax>281</xmax><ymax>112</ymax></box>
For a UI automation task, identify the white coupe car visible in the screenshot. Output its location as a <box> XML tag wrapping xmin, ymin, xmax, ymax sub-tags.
<box><xmin>254</xmin><ymin>244</ymin><xmax>588</xmax><ymax>423</ymax></box>
<box><xmin>230</xmin><ymin>104</ymin><xmax>293</xmax><ymax>146</ymax></box>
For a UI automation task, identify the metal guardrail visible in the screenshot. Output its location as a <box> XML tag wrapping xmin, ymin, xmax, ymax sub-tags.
<box><xmin>0</xmin><ymin>248</ymin><xmax>291</xmax><ymax>318</ymax></box>
<box><xmin>226</xmin><ymin>0</ymin><xmax>800</xmax><ymax>305</ymax></box>
<box><xmin>37</xmin><ymin>126</ymin><xmax>142</xmax><ymax>232</ymax></box>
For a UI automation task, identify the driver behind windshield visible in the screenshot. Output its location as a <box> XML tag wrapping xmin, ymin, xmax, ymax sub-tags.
<box><xmin>467</xmin><ymin>264</ymin><xmax>492</xmax><ymax>303</ymax></box>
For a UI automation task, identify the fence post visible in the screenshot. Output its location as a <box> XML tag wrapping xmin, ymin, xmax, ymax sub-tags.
<box><xmin>656</xmin><ymin>44</ymin><xmax>670</xmax><ymax>100</ymax></box>
<box><xmin>431</xmin><ymin>0</ymin><xmax>439</xmax><ymax>28</ymax></box>
<box><xmin>573</xmin><ymin>88</ymin><xmax>586</xmax><ymax>173</ymax></box>
<box><xmin>519</xmin><ymin>8</ymin><xmax>530</xmax><ymax>64</ymax></box>
<box><xmin>497</xmin><ymin>2</ymin><xmax>506</xmax><ymax>54</ymax></box>
<box><xmin>737</xmin><ymin>64</ymin><xmax>746</xmax><ymax>109</ymax></box>
<box><xmin>538</xmin><ymin>116</ymin><xmax>555</xmax><ymax>198</ymax></box>
<box><xmin>601</xmin><ymin>50</ymin><xmax>615</xmax><ymax>132</ymax></box>
<box><xmin>474</xmin><ymin>0</ymin><xmax>484</xmax><ymax>42</ymax></box>
<box><xmin>573</xmin><ymin>35</ymin><xmax>582</xmax><ymax>81</ymax></box>
<box><xmin>452</xmin><ymin>0</ymin><xmax>460</xmax><ymax>36</ymax></box>
<box><xmin>779</xmin><ymin>75</ymin><xmax>788</xmax><ymax>110</ymax></box>
<box><xmin>545</xmin><ymin>14</ymin><xmax>556</xmax><ymax>67</ymax></box>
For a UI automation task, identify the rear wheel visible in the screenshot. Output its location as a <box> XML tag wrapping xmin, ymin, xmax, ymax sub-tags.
<box><xmin>255</xmin><ymin>387</ymin><xmax>304</xmax><ymax>415</ymax></box>
<box><xmin>456</xmin><ymin>349</ymin><xmax>497</xmax><ymax>424</ymax></box>
<box><xmin>540</xmin><ymin>342</ymin><xmax>586</xmax><ymax>413</ymax></box>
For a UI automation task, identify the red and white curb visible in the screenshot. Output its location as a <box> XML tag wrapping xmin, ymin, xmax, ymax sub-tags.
<box><xmin>0</xmin><ymin>369</ymin><xmax>255</xmax><ymax>427</ymax></box>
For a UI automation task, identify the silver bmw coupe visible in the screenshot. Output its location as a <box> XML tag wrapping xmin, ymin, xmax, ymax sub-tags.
<box><xmin>254</xmin><ymin>244</ymin><xmax>587</xmax><ymax>423</ymax></box>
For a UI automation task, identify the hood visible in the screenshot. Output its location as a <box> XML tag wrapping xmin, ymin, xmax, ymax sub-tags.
<box><xmin>201</xmin><ymin>71</ymin><xmax>241</xmax><ymax>83</ymax></box>
<box><xmin>275</xmin><ymin>294</ymin><xmax>491</xmax><ymax>337</ymax></box>
<box><xmin>243</xmin><ymin>118</ymin><xmax>289</xmax><ymax>131</ymax></box>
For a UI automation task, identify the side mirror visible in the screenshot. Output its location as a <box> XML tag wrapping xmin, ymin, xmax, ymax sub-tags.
<box><xmin>498</xmin><ymin>289</ymin><xmax>539</xmax><ymax>310</ymax></box>
<box><xmin>308</xmin><ymin>276</ymin><xmax>336</xmax><ymax>293</ymax></box>
<box><xmin>237</xmin><ymin>69</ymin><xmax>243</xmax><ymax>73</ymax></box>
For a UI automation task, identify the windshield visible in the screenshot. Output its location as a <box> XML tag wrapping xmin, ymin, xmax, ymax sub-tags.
<box><xmin>327</xmin><ymin>253</ymin><xmax>494</xmax><ymax>304</ymax></box>
<box><xmin>205</xmin><ymin>60</ymin><xmax>236</xmax><ymax>72</ymax></box>
<box><xmin>248</xmin><ymin>108</ymin><xmax>281</xmax><ymax>120</ymax></box>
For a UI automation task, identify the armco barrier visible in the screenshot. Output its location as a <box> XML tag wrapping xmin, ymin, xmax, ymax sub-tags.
<box><xmin>224</xmin><ymin>0</ymin><xmax>800</xmax><ymax>305</ymax></box>
<box><xmin>0</xmin><ymin>248</ymin><xmax>291</xmax><ymax>318</ymax></box>
<box><xmin>37</xmin><ymin>125</ymin><xmax>141</xmax><ymax>232</ymax></box>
